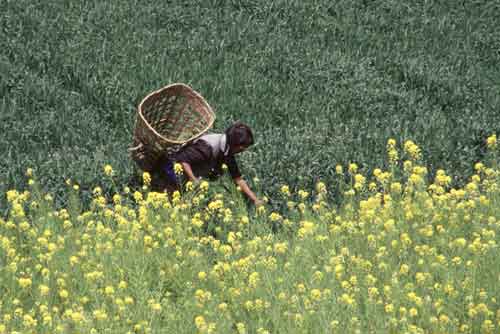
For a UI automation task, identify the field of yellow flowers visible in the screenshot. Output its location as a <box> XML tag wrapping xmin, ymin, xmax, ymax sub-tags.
<box><xmin>1</xmin><ymin>137</ymin><xmax>499</xmax><ymax>334</ymax></box>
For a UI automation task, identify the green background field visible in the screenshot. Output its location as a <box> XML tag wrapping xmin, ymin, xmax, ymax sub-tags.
<box><xmin>1</xmin><ymin>0</ymin><xmax>499</xmax><ymax>209</ymax></box>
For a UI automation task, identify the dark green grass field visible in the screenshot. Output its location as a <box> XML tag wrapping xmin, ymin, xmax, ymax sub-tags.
<box><xmin>1</xmin><ymin>0</ymin><xmax>500</xmax><ymax>209</ymax></box>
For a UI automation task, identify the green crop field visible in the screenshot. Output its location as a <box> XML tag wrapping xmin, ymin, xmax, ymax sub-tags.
<box><xmin>1</xmin><ymin>1</ymin><xmax>500</xmax><ymax>333</ymax></box>
<box><xmin>2</xmin><ymin>0</ymin><xmax>500</xmax><ymax>209</ymax></box>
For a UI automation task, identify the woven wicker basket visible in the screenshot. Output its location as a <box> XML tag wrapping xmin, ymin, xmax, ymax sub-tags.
<box><xmin>129</xmin><ymin>83</ymin><xmax>215</xmax><ymax>171</ymax></box>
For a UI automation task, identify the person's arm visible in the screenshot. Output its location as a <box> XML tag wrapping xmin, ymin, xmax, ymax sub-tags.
<box><xmin>181</xmin><ymin>162</ymin><xmax>200</xmax><ymax>182</ymax></box>
<box><xmin>234</xmin><ymin>176</ymin><xmax>264</xmax><ymax>206</ymax></box>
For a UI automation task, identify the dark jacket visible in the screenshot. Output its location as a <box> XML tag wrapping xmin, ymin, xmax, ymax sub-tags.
<box><xmin>150</xmin><ymin>134</ymin><xmax>242</xmax><ymax>192</ymax></box>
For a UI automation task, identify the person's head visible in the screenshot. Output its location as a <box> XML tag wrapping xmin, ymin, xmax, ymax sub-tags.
<box><xmin>225</xmin><ymin>121</ymin><xmax>254</xmax><ymax>155</ymax></box>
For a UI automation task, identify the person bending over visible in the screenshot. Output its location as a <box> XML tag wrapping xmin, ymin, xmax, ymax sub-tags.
<box><xmin>151</xmin><ymin>121</ymin><xmax>263</xmax><ymax>206</ymax></box>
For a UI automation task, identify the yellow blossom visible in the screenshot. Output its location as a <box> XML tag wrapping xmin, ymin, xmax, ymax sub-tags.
<box><xmin>310</xmin><ymin>289</ymin><xmax>322</xmax><ymax>301</ymax></box>
<box><xmin>174</xmin><ymin>163</ymin><xmax>183</xmax><ymax>175</ymax></box>
<box><xmin>281</xmin><ymin>185</ymin><xmax>291</xmax><ymax>196</ymax></box>
<box><xmin>103</xmin><ymin>164</ymin><xmax>114</xmax><ymax>176</ymax></box>
<box><xmin>18</xmin><ymin>277</ymin><xmax>32</xmax><ymax>289</ymax></box>
<box><xmin>486</xmin><ymin>134</ymin><xmax>497</xmax><ymax>149</ymax></box>
<box><xmin>142</xmin><ymin>172</ymin><xmax>151</xmax><ymax>186</ymax></box>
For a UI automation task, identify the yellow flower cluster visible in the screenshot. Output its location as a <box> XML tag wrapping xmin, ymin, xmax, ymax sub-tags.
<box><xmin>1</xmin><ymin>138</ymin><xmax>499</xmax><ymax>333</ymax></box>
<box><xmin>387</xmin><ymin>138</ymin><xmax>399</xmax><ymax>164</ymax></box>
<box><xmin>404</xmin><ymin>140</ymin><xmax>422</xmax><ymax>161</ymax></box>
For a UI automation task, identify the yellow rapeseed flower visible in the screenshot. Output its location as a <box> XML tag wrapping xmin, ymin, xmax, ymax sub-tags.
<box><xmin>174</xmin><ymin>163</ymin><xmax>183</xmax><ymax>175</ymax></box>
<box><xmin>142</xmin><ymin>172</ymin><xmax>151</xmax><ymax>186</ymax></box>
<box><xmin>274</xmin><ymin>242</ymin><xmax>288</xmax><ymax>254</ymax></box>
<box><xmin>486</xmin><ymin>134</ymin><xmax>497</xmax><ymax>149</ymax></box>
<box><xmin>25</xmin><ymin>167</ymin><xmax>34</xmax><ymax>177</ymax></box>
<box><xmin>59</xmin><ymin>289</ymin><xmax>69</xmax><ymax>299</ymax></box>
<box><xmin>269</xmin><ymin>212</ymin><xmax>282</xmax><ymax>222</ymax></box>
<box><xmin>39</xmin><ymin>284</ymin><xmax>49</xmax><ymax>296</ymax></box>
<box><xmin>248</xmin><ymin>272</ymin><xmax>260</xmax><ymax>288</ymax></box>
<box><xmin>103</xmin><ymin>164</ymin><xmax>114</xmax><ymax>176</ymax></box>
<box><xmin>335</xmin><ymin>165</ymin><xmax>343</xmax><ymax>174</ymax></box>
<box><xmin>93</xmin><ymin>309</ymin><xmax>108</xmax><ymax>321</ymax></box>
<box><xmin>236</xmin><ymin>323</ymin><xmax>246</xmax><ymax>334</ymax></box>
<box><xmin>310</xmin><ymin>289</ymin><xmax>322</xmax><ymax>301</ymax></box>
<box><xmin>348</xmin><ymin>163</ymin><xmax>358</xmax><ymax>174</ymax></box>
<box><xmin>404</xmin><ymin>140</ymin><xmax>422</xmax><ymax>160</ymax></box>
<box><xmin>280</xmin><ymin>185</ymin><xmax>291</xmax><ymax>196</ymax></box>
<box><xmin>18</xmin><ymin>277</ymin><xmax>32</xmax><ymax>289</ymax></box>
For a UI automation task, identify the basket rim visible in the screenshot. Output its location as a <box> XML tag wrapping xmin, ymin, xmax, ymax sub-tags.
<box><xmin>137</xmin><ymin>82</ymin><xmax>216</xmax><ymax>145</ymax></box>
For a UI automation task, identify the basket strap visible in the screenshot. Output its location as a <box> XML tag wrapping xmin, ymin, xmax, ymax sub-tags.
<box><xmin>128</xmin><ymin>142</ymin><xmax>143</xmax><ymax>152</ymax></box>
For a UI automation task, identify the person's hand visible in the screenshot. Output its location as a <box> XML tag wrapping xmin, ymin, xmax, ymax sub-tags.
<box><xmin>254</xmin><ymin>198</ymin><xmax>265</xmax><ymax>207</ymax></box>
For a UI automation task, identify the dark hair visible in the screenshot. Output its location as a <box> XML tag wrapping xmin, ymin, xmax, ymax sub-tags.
<box><xmin>225</xmin><ymin>121</ymin><xmax>254</xmax><ymax>151</ymax></box>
